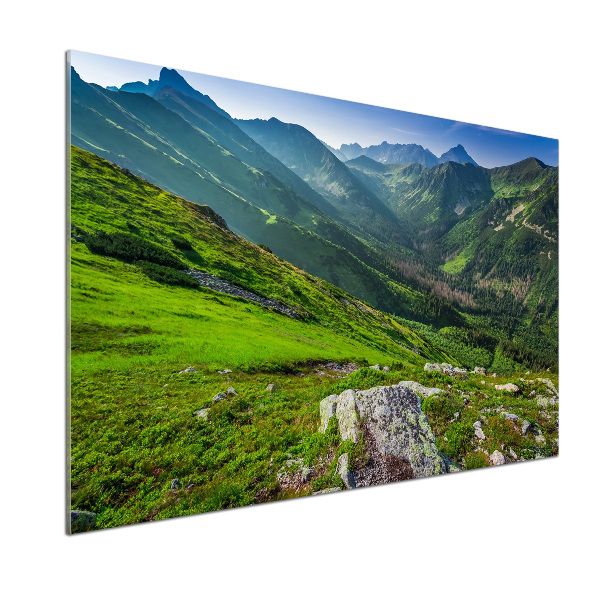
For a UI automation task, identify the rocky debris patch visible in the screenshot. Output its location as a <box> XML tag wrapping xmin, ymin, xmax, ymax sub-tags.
<box><xmin>312</xmin><ymin>487</ymin><xmax>341</xmax><ymax>495</ymax></box>
<box><xmin>217</xmin><ymin>369</ymin><xmax>232</xmax><ymax>375</ymax></box>
<box><xmin>185</xmin><ymin>269</ymin><xmax>301</xmax><ymax>318</ymax></box>
<box><xmin>277</xmin><ymin>458</ymin><xmax>312</xmax><ymax>491</ymax></box>
<box><xmin>70</xmin><ymin>510</ymin><xmax>97</xmax><ymax>534</ymax></box>
<box><xmin>319</xmin><ymin>384</ymin><xmax>447</xmax><ymax>486</ymax></box>
<box><xmin>398</xmin><ymin>380</ymin><xmax>445</xmax><ymax>398</ymax></box>
<box><xmin>495</xmin><ymin>383</ymin><xmax>520</xmax><ymax>393</ymax></box>
<box><xmin>489</xmin><ymin>450</ymin><xmax>506</xmax><ymax>466</ymax></box>
<box><xmin>424</xmin><ymin>363</ymin><xmax>468</xmax><ymax>378</ymax></box>
<box><xmin>369</xmin><ymin>364</ymin><xmax>390</xmax><ymax>372</ymax></box>
<box><xmin>194</xmin><ymin>408</ymin><xmax>209</xmax><ymax>420</ymax></box>
<box><xmin>179</xmin><ymin>366</ymin><xmax>197</xmax><ymax>374</ymax></box>
<box><xmin>472</xmin><ymin>366</ymin><xmax>487</xmax><ymax>375</ymax></box>
<box><xmin>336</xmin><ymin>453</ymin><xmax>356</xmax><ymax>489</ymax></box>
<box><xmin>318</xmin><ymin>362</ymin><xmax>359</xmax><ymax>376</ymax></box>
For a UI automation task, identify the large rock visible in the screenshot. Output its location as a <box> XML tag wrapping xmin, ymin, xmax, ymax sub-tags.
<box><xmin>70</xmin><ymin>510</ymin><xmax>96</xmax><ymax>534</ymax></box>
<box><xmin>319</xmin><ymin>384</ymin><xmax>447</xmax><ymax>481</ymax></box>
<box><xmin>336</xmin><ymin>453</ymin><xmax>356</xmax><ymax>489</ymax></box>
<box><xmin>489</xmin><ymin>450</ymin><xmax>505</xmax><ymax>466</ymax></box>
<box><xmin>398</xmin><ymin>381</ymin><xmax>444</xmax><ymax>398</ymax></box>
<box><xmin>495</xmin><ymin>383</ymin><xmax>520</xmax><ymax>393</ymax></box>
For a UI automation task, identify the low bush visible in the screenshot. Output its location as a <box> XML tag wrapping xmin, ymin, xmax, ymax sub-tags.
<box><xmin>136</xmin><ymin>261</ymin><xmax>199</xmax><ymax>288</ymax></box>
<box><xmin>84</xmin><ymin>230</ymin><xmax>185</xmax><ymax>269</ymax></box>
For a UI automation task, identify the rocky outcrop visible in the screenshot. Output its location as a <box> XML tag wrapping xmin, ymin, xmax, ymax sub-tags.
<box><xmin>424</xmin><ymin>363</ymin><xmax>468</xmax><ymax>378</ymax></box>
<box><xmin>319</xmin><ymin>384</ymin><xmax>447</xmax><ymax>485</ymax></box>
<box><xmin>489</xmin><ymin>450</ymin><xmax>505</xmax><ymax>466</ymax></box>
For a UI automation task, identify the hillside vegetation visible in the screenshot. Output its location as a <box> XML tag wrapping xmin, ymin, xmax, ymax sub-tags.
<box><xmin>70</xmin><ymin>147</ymin><xmax>558</xmax><ymax>531</ymax></box>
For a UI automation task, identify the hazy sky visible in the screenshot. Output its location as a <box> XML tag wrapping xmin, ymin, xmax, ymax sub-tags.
<box><xmin>69</xmin><ymin>50</ymin><xmax>558</xmax><ymax>168</ymax></box>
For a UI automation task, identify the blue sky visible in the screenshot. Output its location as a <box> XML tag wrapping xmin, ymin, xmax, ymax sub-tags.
<box><xmin>69</xmin><ymin>50</ymin><xmax>558</xmax><ymax>168</ymax></box>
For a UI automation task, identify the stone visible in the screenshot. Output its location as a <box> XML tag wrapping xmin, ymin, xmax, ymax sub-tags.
<box><xmin>495</xmin><ymin>383</ymin><xmax>520</xmax><ymax>393</ymax></box>
<box><xmin>336</xmin><ymin>453</ymin><xmax>356</xmax><ymax>489</ymax></box>
<box><xmin>226</xmin><ymin>387</ymin><xmax>238</xmax><ymax>396</ymax></box>
<box><xmin>179</xmin><ymin>366</ymin><xmax>197</xmax><ymax>374</ymax></box>
<box><xmin>319</xmin><ymin>384</ymin><xmax>447</xmax><ymax>479</ymax></box>
<box><xmin>474</xmin><ymin>427</ymin><xmax>486</xmax><ymax>440</ymax></box>
<box><xmin>312</xmin><ymin>487</ymin><xmax>341</xmax><ymax>495</ymax></box>
<box><xmin>473</xmin><ymin>366</ymin><xmax>487</xmax><ymax>375</ymax></box>
<box><xmin>535</xmin><ymin>434</ymin><xmax>546</xmax><ymax>447</ymax></box>
<box><xmin>509</xmin><ymin>448</ymin><xmax>518</xmax><ymax>460</ymax></box>
<box><xmin>398</xmin><ymin>381</ymin><xmax>444</xmax><ymax>398</ymax></box>
<box><xmin>194</xmin><ymin>408</ymin><xmax>209</xmax><ymax>420</ymax></box>
<box><xmin>212</xmin><ymin>392</ymin><xmax>227</xmax><ymax>402</ymax></box>
<box><xmin>319</xmin><ymin>395</ymin><xmax>338</xmax><ymax>433</ymax></box>
<box><xmin>489</xmin><ymin>450</ymin><xmax>505</xmax><ymax>466</ymax></box>
<box><xmin>217</xmin><ymin>369</ymin><xmax>232</xmax><ymax>374</ymax></box>
<box><xmin>522</xmin><ymin>420</ymin><xmax>532</xmax><ymax>435</ymax></box>
<box><xmin>383</xmin><ymin>366</ymin><xmax>390</xmax><ymax>373</ymax></box>
<box><xmin>473</xmin><ymin>420</ymin><xmax>482</xmax><ymax>428</ymax></box>
<box><xmin>70</xmin><ymin>510</ymin><xmax>96</xmax><ymax>534</ymax></box>
<box><xmin>536</xmin><ymin>378</ymin><xmax>558</xmax><ymax>395</ymax></box>
<box><xmin>170</xmin><ymin>478</ymin><xmax>182</xmax><ymax>491</ymax></box>
<box><xmin>536</xmin><ymin>396</ymin><xmax>550</xmax><ymax>408</ymax></box>
<box><xmin>502</xmin><ymin>412</ymin><xmax>519</xmax><ymax>421</ymax></box>
<box><xmin>265</xmin><ymin>383</ymin><xmax>278</xmax><ymax>392</ymax></box>
<box><xmin>335</xmin><ymin>389</ymin><xmax>361</xmax><ymax>443</ymax></box>
<box><xmin>369</xmin><ymin>364</ymin><xmax>382</xmax><ymax>371</ymax></box>
<box><xmin>453</xmin><ymin>412</ymin><xmax>460</xmax><ymax>419</ymax></box>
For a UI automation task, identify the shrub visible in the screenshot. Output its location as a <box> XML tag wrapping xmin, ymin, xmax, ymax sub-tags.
<box><xmin>257</xmin><ymin>244</ymin><xmax>273</xmax><ymax>253</ymax></box>
<box><xmin>84</xmin><ymin>230</ymin><xmax>185</xmax><ymax>269</ymax></box>
<box><xmin>135</xmin><ymin>261</ymin><xmax>200</xmax><ymax>288</ymax></box>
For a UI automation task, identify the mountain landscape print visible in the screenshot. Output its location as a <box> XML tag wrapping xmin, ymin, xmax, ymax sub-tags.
<box><xmin>68</xmin><ymin>50</ymin><xmax>559</xmax><ymax>534</ymax></box>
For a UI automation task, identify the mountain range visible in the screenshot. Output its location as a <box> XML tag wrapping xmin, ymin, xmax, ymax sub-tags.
<box><xmin>70</xmin><ymin>65</ymin><xmax>558</xmax><ymax>371</ymax></box>
<box><xmin>339</xmin><ymin>141</ymin><xmax>478</xmax><ymax>167</ymax></box>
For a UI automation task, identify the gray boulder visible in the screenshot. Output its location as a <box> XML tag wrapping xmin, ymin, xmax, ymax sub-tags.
<box><xmin>336</xmin><ymin>453</ymin><xmax>356</xmax><ymax>489</ymax></box>
<box><xmin>398</xmin><ymin>381</ymin><xmax>444</xmax><ymax>398</ymax></box>
<box><xmin>265</xmin><ymin>383</ymin><xmax>278</xmax><ymax>392</ymax></box>
<box><xmin>474</xmin><ymin>427</ymin><xmax>486</xmax><ymax>440</ymax></box>
<box><xmin>489</xmin><ymin>450</ymin><xmax>505</xmax><ymax>466</ymax></box>
<box><xmin>369</xmin><ymin>364</ymin><xmax>382</xmax><ymax>371</ymax></box>
<box><xmin>319</xmin><ymin>384</ymin><xmax>447</xmax><ymax>480</ymax></box>
<box><xmin>495</xmin><ymin>383</ymin><xmax>520</xmax><ymax>393</ymax></box>
<box><xmin>179</xmin><ymin>366</ymin><xmax>197</xmax><ymax>374</ymax></box>
<box><xmin>473</xmin><ymin>366</ymin><xmax>487</xmax><ymax>375</ymax></box>
<box><xmin>319</xmin><ymin>395</ymin><xmax>338</xmax><ymax>433</ymax></box>
<box><xmin>212</xmin><ymin>392</ymin><xmax>227</xmax><ymax>402</ymax></box>
<box><xmin>170</xmin><ymin>478</ymin><xmax>182</xmax><ymax>491</ymax></box>
<box><xmin>522</xmin><ymin>420</ymin><xmax>532</xmax><ymax>435</ymax></box>
<box><xmin>70</xmin><ymin>510</ymin><xmax>96</xmax><ymax>534</ymax></box>
<box><xmin>217</xmin><ymin>369</ymin><xmax>232</xmax><ymax>374</ymax></box>
<box><xmin>226</xmin><ymin>387</ymin><xmax>238</xmax><ymax>396</ymax></box>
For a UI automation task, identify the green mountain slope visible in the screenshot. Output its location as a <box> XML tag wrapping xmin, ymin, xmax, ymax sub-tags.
<box><xmin>152</xmin><ymin>86</ymin><xmax>339</xmax><ymax>219</ymax></box>
<box><xmin>235</xmin><ymin>117</ymin><xmax>405</xmax><ymax>244</ymax></box>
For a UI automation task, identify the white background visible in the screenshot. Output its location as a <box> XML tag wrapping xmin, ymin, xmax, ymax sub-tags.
<box><xmin>2</xmin><ymin>1</ymin><xmax>598</xmax><ymax>597</ymax></box>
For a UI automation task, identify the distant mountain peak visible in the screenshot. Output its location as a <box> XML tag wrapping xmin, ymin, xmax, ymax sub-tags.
<box><xmin>439</xmin><ymin>144</ymin><xmax>478</xmax><ymax>166</ymax></box>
